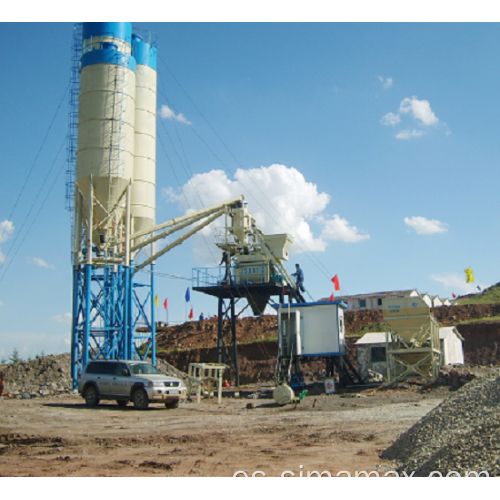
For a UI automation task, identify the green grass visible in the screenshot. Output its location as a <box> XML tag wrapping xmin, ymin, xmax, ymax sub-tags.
<box><xmin>455</xmin><ymin>315</ymin><xmax>500</xmax><ymax>325</ymax></box>
<box><xmin>455</xmin><ymin>282</ymin><xmax>500</xmax><ymax>305</ymax></box>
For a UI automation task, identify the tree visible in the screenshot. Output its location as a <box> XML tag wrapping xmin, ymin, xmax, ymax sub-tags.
<box><xmin>9</xmin><ymin>348</ymin><xmax>21</xmax><ymax>364</ymax></box>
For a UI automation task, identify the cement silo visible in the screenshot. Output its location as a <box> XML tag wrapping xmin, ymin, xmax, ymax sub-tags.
<box><xmin>131</xmin><ymin>32</ymin><xmax>157</xmax><ymax>243</ymax></box>
<box><xmin>76</xmin><ymin>22</ymin><xmax>136</xmax><ymax>249</ymax></box>
<box><xmin>70</xmin><ymin>22</ymin><xmax>158</xmax><ymax>386</ymax></box>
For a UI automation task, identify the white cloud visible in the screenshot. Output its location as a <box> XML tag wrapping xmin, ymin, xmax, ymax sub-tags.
<box><xmin>159</xmin><ymin>105</ymin><xmax>191</xmax><ymax>125</ymax></box>
<box><xmin>396</xmin><ymin>129</ymin><xmax>425</xmax><ymax>140</ymax></box>
<box><xmin>164</xmin><ymin>164</ymin><xmax>368</xmax><ymax>263</ymax></box>
<box><xmin>0</xmin><ymin>219</ymin><xmax>14</xmax><ymax>264</ymax></box>
<box><xmin>51</xmin><ymin>313</ymin><xmax>72</xmax><ymax>326</ymax></box>
<box><xmin>320</xmin><ymin>214</ymin><xmax>370</xmax><ymax>243</ymax></box>
<box><xmin>430</xmin><ymin>272</ymin><xmax>488</xmax><ymax>295</ymax></box>
<box><xmin>399</xmin><ymin>96</ymin><xmax>439</xmax><ymax>126</ymax></box>
<box><xmin>378</xmin><ymin>76</ymin><xmax>393</xmax><ymax>89</ymax></box>
<box><xmin>381</xmin><ymin>112</ymin><xmax>400</xmax><ymax>126</ymax></box>
<box><xmin>28</xmin><ymin>257</ymin><xmax>55</xmax><ymax>269</ymax></box>
<box><xmin>404</xmin><ymin>216</ymin><xmax>448</xmax><ymax>234</ymax></box>
<box><xmin>0</xmin><ymin>220</ymin><xmax>14</xmax><ymax>243</ymax></box>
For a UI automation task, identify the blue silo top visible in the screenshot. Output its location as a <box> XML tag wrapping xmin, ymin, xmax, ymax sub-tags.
<box><xmin>132</xmin><ymin>34</ymin><xmax>157</xmax><ymax>70</ymax></box>
<box><xmin>82</xmin><ymin>22</ymin><xmax>132</xmax><ymax>44</ymax></box>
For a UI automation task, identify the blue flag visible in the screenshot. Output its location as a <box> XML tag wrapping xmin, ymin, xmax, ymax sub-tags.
<box><xmin>185</xmin><ymin>287</ymin><xmax>190</xmax><ymax>302</ymax></box>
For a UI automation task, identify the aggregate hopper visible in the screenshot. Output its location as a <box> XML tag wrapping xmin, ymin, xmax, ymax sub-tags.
<box><xmin>382</xmin><ymin>296</ymin><xmax>441</xmax><ymax>384</ymax></box>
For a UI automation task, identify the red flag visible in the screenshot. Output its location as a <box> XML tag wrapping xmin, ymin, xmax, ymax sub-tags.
<box><xmin>164</xmin><ymin>298</ymin><xmax>169</xmax><ymax>310</ymax></box>
<box><xmin>329</xmin><ymin>293</ymin><xmax>334</xmax><ymax>301</ymax></box>
<box><xmin>332</xmin><ymin>275</ymin><xmax>340</xmax><ymax>291</ymax></box>
<box><xmin>188</xmin><ymin>308</ymin><xmax>194</xmax><ymax>319</ymax></box>
<box><xmin>452</xmin><ymin>293</ymin><xmax>456</xmax><ymax>298</ymax></box>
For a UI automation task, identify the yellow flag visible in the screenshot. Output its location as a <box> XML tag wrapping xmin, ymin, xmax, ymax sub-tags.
<box><xmin>464</xmin><ymin>267</ymin><xmax>474</xmax><ymax>283</ymax></box>
<box><xmin>154</xmin><ymin>294</ymin><xmax>159</xmax><ymax>307</ymax></box>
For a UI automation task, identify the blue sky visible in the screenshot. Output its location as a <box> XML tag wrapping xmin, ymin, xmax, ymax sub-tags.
<box><xmin>1</xmin><ymin>13</ymin><xmax>499</xmax><ymax>359</ymax></box>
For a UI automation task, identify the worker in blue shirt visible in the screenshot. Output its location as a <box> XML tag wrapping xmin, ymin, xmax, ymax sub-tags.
<box><xmin>292</xmin><ymin>264</ymin><xmax>305</xmax><ymax>292</ymax></box>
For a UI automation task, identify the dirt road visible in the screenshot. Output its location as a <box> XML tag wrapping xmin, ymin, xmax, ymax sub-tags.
<box><xmin>0</xmin><ymin>388</ymin><xmax>445</xmax><ymax>477</ymax></box>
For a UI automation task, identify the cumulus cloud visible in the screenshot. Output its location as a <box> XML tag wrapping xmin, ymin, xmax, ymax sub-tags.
<box><xmin>378</xmin><ymin>76</ymin><xmax>393</xmax><ymax>89</ymax></box>
<box><xmin>381</xmin><ymin>112</ymin><xmax>400</xmax><ymax>126</ymax></box>
<box><xmin>159</xmin><ymin>105</ymin><xmax>191</xmax><ymax>125</ymax></box>
<box><xmin>396</xmin><ymin>129</ymin><xmax>425</xmax><ymax>140</ymax></box>
<box><xmin>404</xmin><ymin>216</ymin><xmax>448</xmax><ymax>234</ymax></box>
<box><xmin>0</xmin><ymin>220</ymin><xmax>14</xmax><ymax>243</ymax></box>
<box><xmin>163</xmin><ymin>164</ymin><xmax>369</xmax><ymax>263</ymax></box>
<box><xmin>51</xmin><ymin>313</ymin><xmax>72</xmax><ymax>325</ymax></box>
<box><xmin>320</xmin><ymin>214</ymin><xmax>370</xmax><ymax>243</ymax></box>
<box><xmin>28</xmin><ymin>257</ymin><xmax>55</xmax><ymax>269</ymax></box>
<box><xmin>0</xmin><ymin>220</ymin><xmax>14</xmax><ymax>264</ymax></box>
<box><xmin>399</xmin><ymin>96</ymin><xmax>439</xmax><ymax>126</ymax></box>
<box><xmin>430</xmin><ymin>272</ymin><xmax>488</xmax><ymax>295</ymax></box>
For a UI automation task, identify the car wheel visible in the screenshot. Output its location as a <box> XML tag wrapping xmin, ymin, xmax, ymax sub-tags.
<box><xmin>84</xmin><ymin>386</ymin><xmax>99</xmax><ymax>407</ymax></box>
<box><xmin>165</xmin><ymin>399</ymin><xmax>179</xmax><ymax>409</ymax></box>
<box><xmin>116</xmin><ymin>400</ymin><xmax>128</xmax><ymax>408</ymax></box>
<box><xmin>132</xmin><ymin>388</ymin><xmax>149</xmax><ymax>410</ymax></box>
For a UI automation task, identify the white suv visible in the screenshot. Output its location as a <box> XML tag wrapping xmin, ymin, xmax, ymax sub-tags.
<box><xmin>78</xmin><ymin>360</ymin><xmax>187</xmax><ymax>410</ymax></box>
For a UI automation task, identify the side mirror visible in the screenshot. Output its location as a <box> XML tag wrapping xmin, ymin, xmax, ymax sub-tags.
<box><xmin>122</xmin><ymin>369</ymin><xmax>129</xmax><ymax>376</ymax></box>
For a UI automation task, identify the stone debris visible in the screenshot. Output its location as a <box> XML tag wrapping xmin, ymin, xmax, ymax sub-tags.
<box><xmin>380</xmin><ymin>366</ymin><xmax>500</xmax><ymax>476</ymax></box>
<box><xmin>0</xmin><ymin>354</ymin><xmax>189</xmax><ymax>399</ymax></box>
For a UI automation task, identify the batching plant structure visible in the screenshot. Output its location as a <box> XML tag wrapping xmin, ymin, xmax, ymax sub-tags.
<box><xmin>67</xmin><ymin>23</ymin><xmax>303</xmax><ymax>390</ymax></box>
<box><xmin>68</xmin><ymin>22</ymin><xmax>158</xmax><ymax>386</ymax></box>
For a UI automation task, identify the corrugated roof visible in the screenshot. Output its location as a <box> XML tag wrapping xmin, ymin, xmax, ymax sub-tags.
<box><xmin>355</xmin><ymin>332</ymin><xmax>386</xmax><ymax>344</ymax></box>
<box><xmin>321</xmin><ymin>289</ymin><xmax>417</xmax><ymax>302</ymax></box>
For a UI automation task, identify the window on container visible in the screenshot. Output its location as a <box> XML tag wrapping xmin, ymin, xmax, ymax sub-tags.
<box><xmin>371</xmin><ymin>346</ymin><xmax>386</xmax><ymax>363</ymax></box>
<box><xmin>377</xmin><ymin>298</ymin><xmax>382</xmax><ymax>306</ymax></box>
<box><xmin>359</xmin><ymin>299</ymin><xmax>366</xmax><ymax>308</ymax></box>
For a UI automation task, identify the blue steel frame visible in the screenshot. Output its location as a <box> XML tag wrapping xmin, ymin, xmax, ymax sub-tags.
<box><xmin>70</xmin><ymin>262</ymin><xmax>156</xmax><ymax>388</ymax></box>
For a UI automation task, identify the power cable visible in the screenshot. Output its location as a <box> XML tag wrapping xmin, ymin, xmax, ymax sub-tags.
<box><xmin>0</xmin><ymin>156</ymin><xmax>66</xmax><ymax>284</ymax></box>
<box><xmin>0</xmin><ymin>80</ymin><xmax>70</xmax><ymax>242</ymax></box>
<box><xmin>157</xmin><ymin>55</ymin><xmax>335</xmax><ymax>285</ymax></box>
<box><xmin>157</xmin><ymin>77</ymin><xmax>219</xmax><ymax>265</ymax></box>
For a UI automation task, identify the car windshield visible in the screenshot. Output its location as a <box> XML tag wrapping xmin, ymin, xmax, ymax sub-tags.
<box><xmin>129</xmin><ymin>363</ymin><xmax>162</xmax><ymax>375</ymax></box>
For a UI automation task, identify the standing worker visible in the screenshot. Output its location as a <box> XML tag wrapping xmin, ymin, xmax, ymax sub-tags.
<box><xmin>220</xmin><ymin>251</ymin><xmax>232</xmax><ymax>283</ymax></box>
<box><xmin>292</xmin><ymin>264</ymin><xmax>305</xmax><ymax>292</ymax></box>
<box><xmin>0</xmin><ymin>373</ymin><xmax>4</xmax><ymax>397</ymax></box>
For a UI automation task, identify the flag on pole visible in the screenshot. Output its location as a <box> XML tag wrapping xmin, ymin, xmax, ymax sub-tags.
<box><xmin>188</xmin><ymin>308</ymin><xmax>194</xmax><ymax>319</ymax></box>
<box><xmin>329</xmin><ymin>293</ymin><xmax>335</xmax><ymax>301</ymax></box>
<box><xmin>154</xmin><ymin>295</ymin><xmax>158</xmax><ymax>307</ymax></box>
<box><xmin>452</xmin><ymin>293</ymin><xmax>456</xmax><ymax>298</ymax></box>
<box><xmin>464</xmin><ymin>267</ymin><xmax>474</xmax><ymax>283</ymax></box>
<box><xmin>331</xmin><ymin>275</ymin><xmax>340</xmax><ymax>291</ymax></box>
<box><xmin>185</xmin><ymin>287</ymin><xmax>191</xmax><ymax>302</ymax></box>
<box><xmin>164</xmin><ymin>298</ymin><xmax>169</xmax><ymax>310</ymax></box>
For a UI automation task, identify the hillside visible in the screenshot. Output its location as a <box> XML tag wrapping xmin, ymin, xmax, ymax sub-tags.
<box><xmin>454</xmin><ymin>281</ymin><xmax>500</xmax><ymax>305</ymax></box>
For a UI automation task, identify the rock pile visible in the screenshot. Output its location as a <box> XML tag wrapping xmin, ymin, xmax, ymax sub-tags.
<box><xmin>0</xmin><ymin>354</ymin><xmax>189</xmax><ymax>399</ymax></box>
<box><xmin>381</xmin><ymin>366</ymin><xmax>500</xmax><ymax>476</ymax></box>
<box><xmin>0</xmin><ymin>354</ymin><xmax>73</xmax><ymax>398</ymax></box>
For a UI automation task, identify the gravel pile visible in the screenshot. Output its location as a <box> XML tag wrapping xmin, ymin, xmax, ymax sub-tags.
<box><xmin>381</xmin><ymin>366</ymin><xmax>500</xmax><ymax>476</ymax></box>
<box><xmin>0</xmin><ymin>354</ymin><xmax>73</xmax><ymax>398</ymax></box>
<box><xmin>0</xmin><ymin>354</ymin><xmax>189</xmax><ymax>399</ymax></box>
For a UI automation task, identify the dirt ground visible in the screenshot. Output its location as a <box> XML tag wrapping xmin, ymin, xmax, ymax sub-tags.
<box><xmin>0</xmin><ymin>387</ymin><xmax>447</xmax><ymax>477</ymax></box>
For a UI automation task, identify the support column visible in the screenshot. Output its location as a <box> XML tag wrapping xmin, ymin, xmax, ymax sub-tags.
<box><xmin>71</xmin><ymin>265</ymin><xmax>81</xmax><ymax>389</ymax></box>
<box><xmin>151</xmin><ymin>262</ymin><xmax>156</xmax><ymax>366</ymax></box>
<box><xmin>230</xmin><ymin>298</ymin><xmax>239</xmax><ymax>387</ymax></box>
<box><xmin>217</xmin><ymin>297</ymin><xmax>223</xmax><ymax>364</ymax></box>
